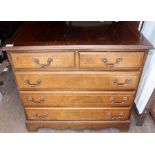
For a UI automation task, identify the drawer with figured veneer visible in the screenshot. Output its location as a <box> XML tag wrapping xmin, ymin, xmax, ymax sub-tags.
<box><xmin>25</xmin><ymin>107</ymin><xmax>130</xmax><ymax>121</ymax></box>
<box><xmin>15</xmin><ymin>71</ymin><xmax>140</xmax><ymax>90</ymax></box>
<box><xmin>79</xmin><ymin>52</ymin><xmax>145</xmax><ymax>70</ymax></box>
<box><xmin>20</xmin><ymin>91</ymin><xmax>135</xmax><ymax>107</ymax></box>
<box><xmin>10</xmin><ymin>52</ymin><xmax>75</xmax><ymax>69</ymax></box>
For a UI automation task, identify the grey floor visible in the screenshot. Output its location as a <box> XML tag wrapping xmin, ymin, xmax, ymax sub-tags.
<box><xmin>0</xmin><ymin>68</ymin><xmax>155</xmax><ymax>133</ymax></box>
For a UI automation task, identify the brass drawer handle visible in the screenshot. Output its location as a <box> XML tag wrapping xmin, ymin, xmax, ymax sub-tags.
<box><xmin>24</xmin><ymin>79</ymin><xmax>42</xmax><ymax>87</ymax></box>
<box><xmin>101</xmin><ymin>58</ymin><xmax>123</xmax><ymax>68</ymax></box>
<box><xmin>32</xmin><ymin>112</ymin><xmax>48</xmax><ymax>119</ymax></box>
<box><xmin>28</xmin><ymin>96</ymin><xmax>45</xmax><ymax>105</ymax></box>
<box><xmin>113</xmin><ymin>79</ymin><xmax>132</xmax><ymax>87</ymax></box>
<box><xmin>106</xmin><ymin>112</ymin><xmax>124</xmax><ymax>120</ymax></box>
<box><xmin>110</xmin><ymin>96</ymin><xmax>128</xmax><ymax>105</ymax></box>
<box><xmin>33</xmin><ymin>58</ymin><xmax>53</xmax><ymax>68</ymax></box>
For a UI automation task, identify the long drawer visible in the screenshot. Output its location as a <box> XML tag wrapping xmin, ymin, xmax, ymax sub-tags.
<box><xmin>10</xmin><ymin>52</ymin><xmax>75</xmax><ymax>69</ymax></box>
<box><xmin>25</xmin><ymin>107</ymin><xmax>130</xmax><ymax>121</ymax></box>
<box><xmin>15</xmin><ymin>71</ymin><xmax>140</xmax><ymax>90</ymax></box>
<box><xmin>20</xmin><ymin>91</ymin><xmax>135</xmax><ymax>107</ymax></box>
<box><xmin>79</xmin><ymin>51</ymin><xmax>145</xmax><ymax>69</ymax></box>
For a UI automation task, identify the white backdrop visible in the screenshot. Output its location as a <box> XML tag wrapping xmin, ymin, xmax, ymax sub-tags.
<box><xmin>135</xmin><ymin>21</ymin><xmax>155</xmax><ymax>114</ymax></box>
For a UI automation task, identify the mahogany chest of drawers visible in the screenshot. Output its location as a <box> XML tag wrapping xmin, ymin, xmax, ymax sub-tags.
<box><xmin>3</xmin><ymin>22</ymin><xmax>153</xmax><ymax>131</ymax></box>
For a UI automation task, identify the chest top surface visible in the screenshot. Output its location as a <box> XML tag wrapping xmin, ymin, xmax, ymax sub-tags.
<box><xmin>3</xmin><ymin>21</ymin><xmax>153</xmax><ymax>51</ymax></box>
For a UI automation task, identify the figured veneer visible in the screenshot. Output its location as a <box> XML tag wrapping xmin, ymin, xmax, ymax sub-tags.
<box><xmin>79</xmin><ymin>52</ymin><xmax>145</xmax><ymax>69</ymax></box>
<box><xmin>25</xmin><ymin>107</ymin><xmax>130</xmax><ymax>121</ymax></box>
<box><xmin>20</xmin><ymin>91</ymin><xmax>135</xmax><ymax>107</ymax></box>
<box><xmin>15</xmin><ymin>71</ymin><xmax>140</xmax><ymax>90</ymax></box>
<box><xmin>4</xmin><ymin>22</ymin><xmax>153</xmax><ymax>131</ymax></box>
<box><xmin>10</xmin><ymin>52</ymin><xmax>75</xmax><ymax>69</ymax></box>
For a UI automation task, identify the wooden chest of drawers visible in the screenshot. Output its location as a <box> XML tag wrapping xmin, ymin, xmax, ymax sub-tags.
<box><xmin>3</xmin><ymin>22</ymin><xmax>153</xmax><ymax>131</ymax></box>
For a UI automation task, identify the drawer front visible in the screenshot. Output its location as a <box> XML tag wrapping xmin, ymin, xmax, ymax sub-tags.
<box><xmin>25</xmin><ymin>107</ymin><xmax>130</xmax><ymax>121</ymax></box>
<box><xmin>21</xmin><ymin>91</ymin><xmax>135</xmax><ymax>107</ymax></box>
<box><xmin>15</xmin><ymin>71</ymin><xmax>140</xmax><ymax>90</ymax></box>
<box><xmin>79</xmin><ymin>52</ymin><xmax>145</xmax><ymax>69</ymax></box>
<box><xmin>10</xmin><ymin>52</ymin><xmax>75</xmax><ymax>69</ymax></box>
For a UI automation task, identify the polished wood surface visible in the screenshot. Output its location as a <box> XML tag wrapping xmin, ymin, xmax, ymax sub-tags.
<box><xmin>10</xmin><ymin>52</ymin><xmax>75</xmax><ymax>69</ymax></box>
<box><xmin>3</xmin><ymin>69</ymin><xmax>155</xmax><ymax>133</ymax></box>
<box><xmin>10</xmin><ymin>51</ymin><xmax>145</xmax><ymax>71</ymax></box>
<box><xmin>15</xmin><ymin>71</ymin><xmax>140</xmax><ymax>90</ymax></box>
<box><xmin>4</xmin><ymin>22</ymin><xmax>152</xmax><ymax>131</ymax></box>
<box><xmin>25</xmin><ymin>107</ymin><xmax>130</xmax><ymax>121</ymax></box>
<box><xmin>79</xmin><ymin>51</ymin><xmax>145</xmax><ymax>69</ymax></box>
<box><xmin>3</xmin><ymin>22</ymin><xmax>153</xmax><ymax>51</ymax></box>
<box><xmin>26</xmin><ymin>120</ymin><xmax>130</xmax><ymax>132</ymax></box>
<box><xmin>20</xmin><ymin>91</ymin><xmax>135</xmax><ymax>107</ymax></box>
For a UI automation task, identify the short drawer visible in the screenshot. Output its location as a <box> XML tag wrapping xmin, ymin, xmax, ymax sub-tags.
<box><xmin>79</xmin><ymin>52</ymin><xmax>145</xmax><ymax>69</ymax></box>
<box><xmin>20</xmin><ymin>91</ymin><xmax>135</xmax><ymax>107</ymax></box>
<box><xmin>10</xmin><ymin>52</ymin><xmax>75</xmax><ymax>69</ymax></box>
<box><xmin>25</xmin><ymin>107</ymin><xmax>130</xmax><ymax>121</ymax></box>
<box><xmin>15</xmin><ymin>71</ymin><xmax>140</xmax><ymax>90</ymax></box>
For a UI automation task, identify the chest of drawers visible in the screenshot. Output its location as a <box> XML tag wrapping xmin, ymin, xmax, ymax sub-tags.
<box><xmin>3</xmin><ymin>22</ymin><xmax>153</xmax><ymax>131</ymax></box>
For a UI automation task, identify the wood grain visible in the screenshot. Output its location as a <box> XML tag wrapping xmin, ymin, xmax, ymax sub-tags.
<box><xmin>25</xmin><ymin>107</ymin><xmax>130</xmax><ymax>121</ymax></box>
<box><xmin>10</xmin><ymin>52</ymin><xmax>75</xmax><ymax>69</ymax></box>
<box><xmin>15</xmin><ymin>71</ymin><xmax>140</xmax><ymax>90</ymax></box>
<box><xmin>79</xmin><ymin>51</ymin><xmax>145</xmax><ymax>69</ymax></box>
<box><xmin>4</xmin><ymin>22</ymin><xmax>152</xmax><ymax>131</ymax></box>
<box><xmin>26</xmin><ymin>120</ymin><xmax>130</xmax><ymax>132</ymax></box>
<box><xmin>20</xmin><ymin>91</ymin><xmax>135</xmax><ymax>107</ymax></box>
<box><xmin>2</xmin><ymin>69</ymin><xmax>155</xmax><ymax>132</ymax></box>
<box><xmin>3</xmin><ymin>22</ymin><xmax>153</xmax><ymax>50</ymax></box>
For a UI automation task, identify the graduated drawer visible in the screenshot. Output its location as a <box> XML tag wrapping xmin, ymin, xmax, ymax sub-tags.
<box><xmin>79</xmin><ymin>52</ymin><xmax>145</xmax><ymax>69</ymax></box>
<box><xmin>20</xmin><ymin>91</ymin><xmax>135</xmax><ymax>107</ymax></box>
<box><xmin>10</xmin><ymin>52</ymin><xmax>75</xmax><ymax>69</ymax></box>
<box><xmin>15</xmin><ymin>71</ymin><xmax>140</xmax><ymax>90</ymax></box>
<box><xmin>25</xmin><ymin>107</ymin><xmax>130</xmax><ymax>121</ymax></box>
